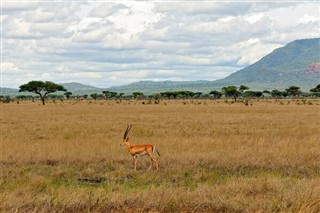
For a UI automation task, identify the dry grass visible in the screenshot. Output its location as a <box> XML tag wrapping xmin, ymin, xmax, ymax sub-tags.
<box><xmin>1</xmin><ymin>99</ymin><xmax>320</xmax><ymax>212</ymax></box>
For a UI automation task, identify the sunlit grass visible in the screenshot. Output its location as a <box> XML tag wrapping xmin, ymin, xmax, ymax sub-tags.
<box><xmin>1</xmin><ymin>99</ymin><xmax>320</xmax><ymax>212</ymax></box>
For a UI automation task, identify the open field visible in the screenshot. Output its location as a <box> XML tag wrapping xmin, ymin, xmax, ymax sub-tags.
<box><xmin>1</xmin><ymin>99</ymin><xmax>320</xmax><ymax>212</ymax></box>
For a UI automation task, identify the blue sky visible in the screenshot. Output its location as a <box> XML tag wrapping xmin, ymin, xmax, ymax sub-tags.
<box><xmin>1</xmin><ymin>1</ymin><xmax>319</xmax><ymax>88</ymax></box>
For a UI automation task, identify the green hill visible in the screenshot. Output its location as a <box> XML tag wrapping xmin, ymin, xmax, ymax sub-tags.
<box><xmin>60</xmin><ymin>82</ymin><xmax>103</xmax><ymax>94</ymax></box>
<box><xmin>109</xmin><ymin>38</ymin><xmax>320</xmax><ymax>93</ymax></box>
<box><xmin>109</xmin><ymin>80</ymin><xmax>213</xmax><ymax>94</ymax></box>
<box><xmin>212</xmin><ymin>38</ymin><xmax>320</xmax><ymax>90</ymax></box>
<box><xmin>0</xmin><ymin>87</ymin><xmax>20</xmax><ymax>96</ymax></box>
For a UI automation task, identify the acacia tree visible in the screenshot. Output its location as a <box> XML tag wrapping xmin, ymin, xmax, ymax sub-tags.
<box><xmin>132</xmin><ymin>92</ymin><xmax>144</xmax><ymax>99</ymax></box>
<box><xmin>271</xmin><ymin>90</ymin><xmax>283</xmax><ymax>98</ymax></box>
<box><xmin>64</xmin><ymin>91</ymin><xmax>73</xmax><ymax>100</ymax></box>
<box><xmin>117</xmin><ymin>92</ymin><xmax>124</xmax><ymax>102</ymax></box>
<box><xmin>239</xmin><ymin>85</ymin><xmax>249</xmax><ymax>93</ymax></box>
<box><xmin>209</xmin><ymin>90</ymin><xmax>222</xmax><ymax>99</ymax></box>
<box><xmin>19</xmin><ymin>81</ymin><xmax>66</xmax><ymax>105</ymax></box>
<box><xmin>90</xmin><ymin>93</ymin><xmax>98</xmax><ymax>100</ymax></box>
<box><xmin>262</xmin><ymin>90</ymin><xmax>271</xmax><ymax>97</ymax></box>
<box><xmin>310</xmin><ymin>84</ymin><xmax>320</xmax><ymax>96</ymax></box>
<box><xmin>222</xmin><ymin>86</ymin><xmax>240</xmax><ymax>102</ymax></box>
<box><xmin>160</xmin><ymin>91</ymin><xmax>178</xmax><ymax>99</ymax></box>
<box><xmin>103</xmin><ymin>91</ymin><xmax>118</xmax><ymax>99</ymax></box>
<box><xmin>193</xmin><ymin>92</ymin><xmax>203</xmax><ymax>99</ymax></box>
<box><xmin>102</xmin><ymin>90</ymin><xmax>110</xmax><ymax>99</ymax></box>
<box><xmin>179</xmin><ymin>91</ymin><xmax>194</xmax><ymax>99</ymax></box>
<box><xmin>285</xmin><ymin>86</ymin><xmax>301</xmax><ymax>97</ymax></box>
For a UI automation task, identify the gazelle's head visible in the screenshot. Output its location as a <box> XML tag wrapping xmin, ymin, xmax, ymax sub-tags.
<box><xmin>121</xmin><ymin>124</ymin><xmax>132</xmax><ymax>146</ymax></box>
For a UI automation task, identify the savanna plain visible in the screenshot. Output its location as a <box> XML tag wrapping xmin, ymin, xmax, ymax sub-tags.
<box><xmin>1</xmin><ymin>99</ymin><xmax>320</xmax><ymax>213</ymax></box>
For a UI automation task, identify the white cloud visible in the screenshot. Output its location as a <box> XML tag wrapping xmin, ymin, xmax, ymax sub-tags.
<box><xmin>2</xmin><ymin>2</ymin><xmax>41</xmax><ymax>12</ymax></box>
<box><xmin>245</xmin><ymin>13</ymin><xmax>264</xmax><ymax>24</ymax></box>
<box><xmin>299</xmin><ymin>15</ymin><xmax>318</xmax><ymax>24</ymax></box>
<box><xmin>1</xmin><ymin>1</ymin><xmax>319</xmax><ymax>88</ymax></box>
<box><xmin>2</xmin><ymin>62</ymin><xmax>21</xmax><ymax>74</ymax></box>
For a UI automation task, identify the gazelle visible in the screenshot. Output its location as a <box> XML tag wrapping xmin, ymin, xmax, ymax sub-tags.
<box><xmin>121</xmin><ymin>124</ymin><xmax>160</xmax><ymax>172</ymax></box>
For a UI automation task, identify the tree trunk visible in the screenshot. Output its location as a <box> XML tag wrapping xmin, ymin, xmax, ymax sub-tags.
<box><xmin>39</xmin><ymin>95</ymin><xmax>45</xmax><ymax>105</ymax></box>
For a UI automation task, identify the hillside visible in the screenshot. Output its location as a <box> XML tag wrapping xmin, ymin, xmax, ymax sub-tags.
<box><xmin>61</xmin><ymin>82</ymin><xmax>100</xmax><ymax>92</ymax></box>
<box><xmin>60</xmin><ymin>82</ymin><xmax>103</xmax><ymax>94</ymax></box>
<box><xmin>108</xmin><ymin>38</ymin><xmax>320</xmax><ymax>93</ymax></box>
<box><xmin>212</xmin><ymin>38</ymin><xmax>320</xmax><ymax>90</ymax></box>
<box><xmin>0</xmin><ymin>87</ymin><xmax>20</xmax><ymax>96</ymax></box>
<box><xmin>109</xmin><ymin>80</ymin><xmax>214</xmax><ymax>94</ymax></box>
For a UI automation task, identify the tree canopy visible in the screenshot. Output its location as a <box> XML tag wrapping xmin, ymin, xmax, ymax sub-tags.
<box><xmin>222</xmin><ymin>86</ymin><xmax>240</xmax><ymax>102</ymax></box>
<box><xmin>209</xmin><ymin>90</ymin><xmax>222</xmax><ymax>99</ymax></box>
<box><xmin>19</xmin><ymin>81</ymin><xmax>66</xmax><ymax>105</ymax></box>
<box><xmin>239</xmin><ymin>85</ymin><xmax>250</xmax><ymax>93</ymax></box>
<box><xmin>285</xmin><ymin>86</ymin><xmax>301</xmax><ymax>97</ymax></box>
<box><xmin>310</xmin><ymin>84</ymin><xmax>320</xmax><ymax>93</ymax></box>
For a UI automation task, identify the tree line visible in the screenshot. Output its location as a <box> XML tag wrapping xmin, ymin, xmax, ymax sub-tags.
<box><xmin>1</xmin><ymin>81</ymin><xmax>319</xmax><ymax>105</ymax></box>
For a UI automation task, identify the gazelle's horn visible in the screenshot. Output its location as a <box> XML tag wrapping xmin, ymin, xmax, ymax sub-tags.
<box><xmin>127</xmin><ymin>124</ymin><xmax>132</xmax><ymax>139</ymax></box>
<box><xmin>123</xmin><ymin>124</ymin><xmax>130</xmax><ymax>140</ymax></box>
<box><xmin>123</xmin><ymin>124</ymin><xmax>133</xmax><ymax>140</ymax></box>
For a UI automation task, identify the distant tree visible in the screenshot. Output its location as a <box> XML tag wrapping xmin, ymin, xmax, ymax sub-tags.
<box><xmin>117</xmin><ymin>92</ymin><xmax>124</xmax><ymax>102</ymax></box>
<box><xmin>262</xmin><ymin>90</ymin><xmax>271</xmax><ymax>97</ymax></box>
<box><xmin>90</xmin><ymin>93</ymin><xmax>98</xmax><ymax>100</ymax></box>
<box><xmin>154</xmin><ymin>93</ymin><xmax>161</xmax><ymax>104</ymax></box>
<box><xmin>19</xmin><ymin>81</ymin><xmax>66</xmax><ymax>105</ymax></box>
<box><xmin>201</xmin><ymin>94</ymin><xmax>210</xmax><ymax>99</ymax></box>
<box><xmin>310</xmin><ymin>84</ymin><xmax>320</xmax><ymax>97</ymax></box>
<box><xmin>242</xmin><ymin>91</ymin><xmax>263</xmax><ymax>98</ymax></box>
<box><xmin>119</xmin><ymin>93</ymin><xmax>124</xmax><ymax>98</ymax></box>
<box><xmin>176</xmin><ymin>91</ymin><xmax>194</xmax><ymax>99</ymax></box>
<box><xmin>103</xmin><ymin>91</ymin><xmax>118</xmax><ymax>99</ymax></box>
<box><xmin>193</xmin><ymin>92</ymin><xmax>203</xmax><ymax>99</ymax></box>
<box><xmin>48</xmin><ymin>94</ymin><xmax>64</xmax><ymax>100</ymax></box>
<box><xmin>102</xmin><ymin>91</ymin><xmax>110</xmax><ymax>99</ymax></box>
<box><xmin>285</xmin><ymin>86</ymin><xmax>301</xmax><ymax>97</ymax></box>
<box><xmin>97</xmin><ymin>94</ymin><xmax>104</xmax><ymax>99</ymax></box>
<box><xmin>132</xmin><ymin>92</ymin><xmax>144</xmax><ymax>99</ymax></box>
<box><xmin>310</xmin><ymin>84</ymin><xmax>320</xmax><ymax>93</ymax></box>
<box><xmin>271</xmin><ymin>90</ymin><xmax>282</xmax><ymax>98</ymax></box>
<box><xmin>222</xmin><ymin>86</ymin><xmax>240</xmax><ymax>102</ymax></box>
<box><xmin>271</xmin><ymin>89</ymin><xmax>290</xmax><ymax>98</ymax></box>
<box><xmin>110</xmin><ymin>92</ymin><xmax>117</xmax><ymax>98</ymax></box>
<box><xmin>16</xmin><ymin>95</ymin><xmax>28</xmax><ymax>100</ymax></box>
<box><xmin>82</xmin><ymin>94</ymin><xmax>88</xmax><ymax>99</ymax></box>
<box><xmin>209</xmin><ymin>90</ymin><xmax>222</xmax><ymax>99</ymax></box>
<box><xmin>160</xmin><ymin>91</ymin><xmax>178</xmax><ymax>99</ymax></box>
<box><xmin>64</xmin><ymin>91</ymin><xmax>73</xmax><ymax>100</ymax></box>
<box><xmin>239</xmin><ymin>85</ymin><xmax>250</xmax><ymax>93</ymax></box>
<box><xmin>1</xmin><ymin>95</ymin><xmax>11</xmax><ymax>103</ymax></box>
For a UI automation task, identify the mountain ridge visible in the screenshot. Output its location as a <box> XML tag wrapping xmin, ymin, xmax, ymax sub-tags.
<box><xmin>212</xmin><ymin>38</ymin><xmax>320</xmax><ymax>90</ymax></box>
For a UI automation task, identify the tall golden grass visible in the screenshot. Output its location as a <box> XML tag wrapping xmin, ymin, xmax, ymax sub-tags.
<box><xmin>1</xmin><ymin>99</ymin><xmax>319</xmax><ymax>212</ymax></box>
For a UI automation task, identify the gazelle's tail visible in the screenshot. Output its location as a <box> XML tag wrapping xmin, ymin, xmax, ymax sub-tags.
<box><xmin>153</xmin><ymin>146</ymin><xmax>161</xmax><ymax>156</ymax></box>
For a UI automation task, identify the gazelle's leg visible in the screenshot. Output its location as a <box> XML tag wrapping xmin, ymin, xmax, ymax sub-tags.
<box><xmin>135</xmin><ymin>157</ymin><xmax>138</xmax><ymax>171</ymax></box>
<box><xmin>133</xmin><ymin>156</ymin><xmax>137</xmax><ymax>171</ymax></box>
<box><xmin>148</xmin><ymin>154</ymin><xmax>159</xmax><ymax>171</ymax></box>
<box><xmin>132</xmin><ymin>156</ymin><xmax>135</xmax><ymax>170</ymax></box>
<box><xmin>147</xmin><ymin>158</ymin><xmax>153</xmax><ymax>171</ymax></box>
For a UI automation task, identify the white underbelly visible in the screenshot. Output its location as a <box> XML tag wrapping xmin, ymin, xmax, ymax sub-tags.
<box><xmin>135</xmin><ymin>151</ymin><xmax>147</xmax><ymax>157</ymax></box>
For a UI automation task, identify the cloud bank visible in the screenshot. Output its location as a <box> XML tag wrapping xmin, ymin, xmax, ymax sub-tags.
<box><xmin>2</xmin><ymin>1</ymin><xmax>319</xmax><ymax>88</ymax></box>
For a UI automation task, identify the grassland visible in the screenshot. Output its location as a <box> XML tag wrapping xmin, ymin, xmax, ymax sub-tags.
<box><xmin>1</xmin><ymin>99</ymin><xmax>320</xmax><ymax>212</ymax></box>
